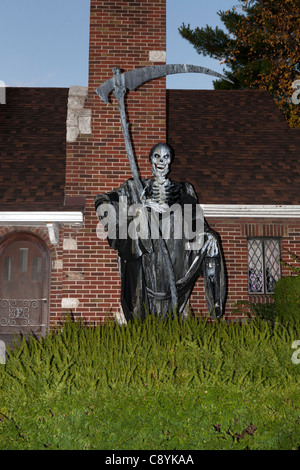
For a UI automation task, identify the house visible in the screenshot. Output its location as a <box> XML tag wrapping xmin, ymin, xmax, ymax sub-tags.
<box><xmin>0</xmin><ymin>0</ymin><xmax>299</xmax><ymax>346</ymax></box>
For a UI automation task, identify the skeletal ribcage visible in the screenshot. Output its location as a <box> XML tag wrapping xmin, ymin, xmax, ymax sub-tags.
<box><xmin>150</xmin><ymin>179</ymin><xmax>181</xmax><ymax>206</ymax></box>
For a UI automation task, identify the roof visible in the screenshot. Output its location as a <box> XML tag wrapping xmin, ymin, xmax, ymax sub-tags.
<box><xmin>167</xmin><ymin>90</ymin><xmax>300</xmax><ymax>205</ymax></box>
<box><xmin>1</xmin><ymin>88</ymin><xmax>299</xmax><ymax>211</ymax></box>
<box><xmin>0</xmin><ymin>87</ymin><xmax>68</xmax><ymax>210</ymax></box>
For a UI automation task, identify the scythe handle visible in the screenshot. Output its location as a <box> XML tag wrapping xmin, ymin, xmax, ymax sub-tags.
<box><xmin>112</xmin><ymin>69</ymin><xmax>178</xmax><ymax>314</ymax></box>
<box><xmin>113</xmin><ymin>82</ymin><xmax>144</xmax><ymax>195</ymax></box>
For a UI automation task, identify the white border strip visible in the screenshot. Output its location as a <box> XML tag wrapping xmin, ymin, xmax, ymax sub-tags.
<box><xmin>0</xmin><ymin>211</ymin><xmax>84</xmax><ymax>225</ymax></box>
<box><xmin>201</xmin><ymin>205</ymin><xmax>300</xmax><ymax>218</ymax></box>
<box><xmin>1</xmin><ymin>206</ymin><xmax>300</xmax><ymax>224</ymax></box>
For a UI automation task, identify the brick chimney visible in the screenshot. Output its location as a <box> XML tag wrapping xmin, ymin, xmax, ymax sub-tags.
<box><xmin>62</xmin><ymin>0</ymin><xmax>167</xmax><ymax>322</ymax></box>
<box><xmin>88</xmin><ymin>0</ymin><xmax>167</xmax><ymax>180</ymax></box>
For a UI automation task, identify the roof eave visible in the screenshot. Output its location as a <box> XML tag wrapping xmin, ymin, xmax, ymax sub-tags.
<box><xmin>0</xmin><ymin>211</ymin><xmax>84</xmax><ymax>225</ymax></box>
<box><xmin>202</xmin><ymin>204</ymin><xmax>300</xmax><ymax>218</ymax></box>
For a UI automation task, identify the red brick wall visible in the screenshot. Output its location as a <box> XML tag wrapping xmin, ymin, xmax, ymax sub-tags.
<box><xmin>61</xmin><ymin>0</ymin><xmax>167</xmax><ymax>323</ymax></box>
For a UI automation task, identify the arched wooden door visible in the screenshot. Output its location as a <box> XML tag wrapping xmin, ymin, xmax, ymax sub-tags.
<box><xmin>0</xmin><ymin>232</ymin><xmax>50</xmax><ymax>344</ymax></box>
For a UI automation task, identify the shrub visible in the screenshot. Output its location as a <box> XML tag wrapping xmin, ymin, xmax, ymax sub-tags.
<box><xmin>250</xmin><ymin>302</ymin><xmax>277</xmax><ymax>323</ymax></box>
<box><xmin>232</xmin><ymin>301</ymin><xmax>276</xmax><ymax>323</ymax></box>
<box><xmin>273</xmin><ymin>275</ymin><xmax>300</xmax><ymax>324</ymax></box>
<box><xmin>0</xmin><ymin>316</ymin><xmax>299</xmax><ymax>450</ymax></box>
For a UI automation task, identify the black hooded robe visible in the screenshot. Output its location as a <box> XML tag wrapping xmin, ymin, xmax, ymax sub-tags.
<box><xmin>95</xmin><ymin>178</ymin><xmax>226</xmax><ymax>321</ymax></box>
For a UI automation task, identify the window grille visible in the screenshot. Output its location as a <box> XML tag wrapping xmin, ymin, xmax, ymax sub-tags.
<box><xmin>247</xmin><ymin>238</ymin><xmax>281</xmax><ymax>294</ymax></box>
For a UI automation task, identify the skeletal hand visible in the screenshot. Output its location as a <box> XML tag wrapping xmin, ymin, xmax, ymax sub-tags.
<box><xmin>96</xmin><ymin>221</ymin><xmax>108</xmax><ymax>240</ymax></box>
<box><xmin>201</xmin><ymin>233</ymin><xmax>219</xmax><ymax>257</ymax></box>
<box><xmin>140</xmin><ymin>189</ymin><xmax>168</xmax><ymax>213</ymax></box>
<box><xmin>142</xmin><ymin>198</ymin><xmax>169</xmax><ymax>213</ymax></box>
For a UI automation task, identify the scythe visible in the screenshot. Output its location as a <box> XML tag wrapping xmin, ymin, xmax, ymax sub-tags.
<box><xmin>96</xmin><ymin>64</ymin><xmax>231</xmax><ymax>316</ymax></box>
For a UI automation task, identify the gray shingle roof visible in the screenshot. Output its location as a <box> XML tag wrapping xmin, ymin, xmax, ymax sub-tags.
<box><xmin>0</xmin><ymin>87</ymin><xmax>68</xmax><ymax>210</ymax></box>
<box><xmin>167</xmin><ymin>90</ymin><xmax>300</xmax><ymax>205</ymax></box>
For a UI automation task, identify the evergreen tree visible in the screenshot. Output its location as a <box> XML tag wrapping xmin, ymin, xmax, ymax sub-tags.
<box><xmin>179</xmin><ymin>0</ymin><xmax>300</xmax><ymax>127</ymax></box>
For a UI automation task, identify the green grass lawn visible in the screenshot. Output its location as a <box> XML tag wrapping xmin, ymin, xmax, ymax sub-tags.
<box><xmin>0</xmin><ymin>316</ymin><xmax>299</xmax><ymax>450</ymax></box>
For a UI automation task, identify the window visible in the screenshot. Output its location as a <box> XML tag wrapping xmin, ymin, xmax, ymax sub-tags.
<box><xmin>32</xmin><ymin>257</ymin><xmax>42</xmax><ymax>281</ymax></box>
<box><xmin>18</xmin><ymin>248</ymin><xmax>28</xmax><ymax>272</ymax></box>
<box><xmin>4</xmin><ymin>257</ymin><xmax>13</xmax><ymax>281</ymax></box>
<box><xmin>247</xmin><ymin>238</ymin><xmax>281</xmax><ymax>294</ymax></box>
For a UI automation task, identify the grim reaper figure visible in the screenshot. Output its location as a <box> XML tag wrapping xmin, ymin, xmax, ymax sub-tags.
<box><xmin>95</xmin><ymin>143</ymin><xmax>226</xmax><ymax>321</ymax></box>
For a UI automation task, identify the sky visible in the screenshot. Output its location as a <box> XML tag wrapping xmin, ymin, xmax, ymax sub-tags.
<box><xmin>0</xmin><ymin>0</ymin><xmax>236</xmax><ymax>90</ymax></box>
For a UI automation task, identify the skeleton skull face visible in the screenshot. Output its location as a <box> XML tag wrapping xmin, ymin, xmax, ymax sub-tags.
<box><xmin>150</xmin><ymin>143</ymin><xmax>172</xmax><ymax>178</ymax></box>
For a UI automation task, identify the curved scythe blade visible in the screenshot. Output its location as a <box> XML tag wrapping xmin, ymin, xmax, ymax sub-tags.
<box><xmin>96</xmin><ymin>64</ymin><xmax>232</xmax><ymax>103</ymax></box>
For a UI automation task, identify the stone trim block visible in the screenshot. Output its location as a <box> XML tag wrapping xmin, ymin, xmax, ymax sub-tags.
<box><xmin>67</xmin><ymin>86</ymin><xmax>92</xmax><ymax>142</ymax></box>
<box><xmin>61</xmin><ymin>298</ymin><xmax>80</xmax><ymax>309</ymax></box>
<box><xmin>149</xmin><ymin>50</ymin><xmax>166</xmax><ymax>62</ymax></box>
